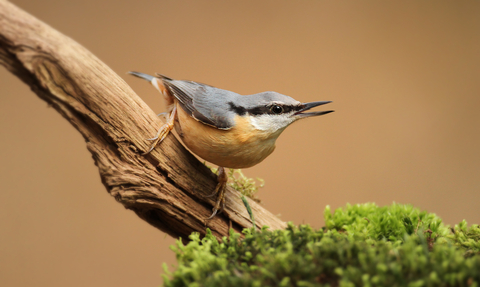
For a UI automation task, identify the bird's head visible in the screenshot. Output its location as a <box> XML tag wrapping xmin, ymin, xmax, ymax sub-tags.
<box><xmin>231</xmin><ymin>92</ymin><xmax>333</xmax><ymax>136</ymax></box>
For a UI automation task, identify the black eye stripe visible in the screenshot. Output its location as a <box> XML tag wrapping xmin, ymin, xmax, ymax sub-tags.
<box><xmin>228</xmin><ymin>102</ymin><xmax>247</xmax><ymax>116</ymax></box>
<box><xmin>249</xmin><ymin>104</ymin><xmax>302</xmax><ymax>115</ymax></box>
<box><xmin>270</xmin><ymin>105</ymin><xmax>303</xmax><ymax>114</ymax></box>
<box><xmin>246</xmin><ymin>106</ymin><xmax>271</xmax><ymax>115</ymax></box>
<box><xmin>281</xmin><ymin>106</ymin><xmax>293</xmax><ymax>113</ymax></box>
<box><xmin>228</xmin><ymin>103</ymin><xmax>304</xmax><ymax>116</ymax></box>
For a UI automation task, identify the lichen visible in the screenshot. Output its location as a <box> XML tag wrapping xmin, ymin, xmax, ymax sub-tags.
<box><xmin>209</xmin><ymin>167</ymin><xmax>263</xmax><ymax>203</ymax></box>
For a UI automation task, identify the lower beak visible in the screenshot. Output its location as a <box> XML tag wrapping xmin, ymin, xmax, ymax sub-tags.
<box><xmin>294</xmin><ymin>101</ymin><xmax>334</xmax><ymax>118</ymax></box>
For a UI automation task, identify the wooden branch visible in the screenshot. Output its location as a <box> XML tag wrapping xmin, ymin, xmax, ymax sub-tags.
<box><xmin>0</xmin><ymin>0</ymin><xmax>286</xmax><ymax>241</ymax></box>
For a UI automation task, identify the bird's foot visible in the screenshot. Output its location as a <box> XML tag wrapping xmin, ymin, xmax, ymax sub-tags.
<box><xmin>206</xmin><ymin>167</ymin><xmax>228</xmax><ymax>220</ymax></box>
<box><xmin>156</xmin><ymin>112</ymin><xmax>168</xmax><ymax>118</ymax></box>
<box><xmin>143</xmin><ymin>106</ymin><xmax>177</xmax><ymax>155</ymax></box>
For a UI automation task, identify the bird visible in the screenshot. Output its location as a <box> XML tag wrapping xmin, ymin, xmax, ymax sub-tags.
<box><xmin>129</xmin><ymin>71</ymin><xmax>333</xmax><ymax>219</ymax></box>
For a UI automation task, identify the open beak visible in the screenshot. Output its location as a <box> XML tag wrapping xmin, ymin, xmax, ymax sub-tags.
<box><xmin>294</xmin><ymin>101</ymin><xmax>334</xmax><ymax>118</ymax></box>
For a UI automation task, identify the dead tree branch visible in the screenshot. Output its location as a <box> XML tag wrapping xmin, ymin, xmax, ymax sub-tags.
<box><xmin>0</xmin><ymin>0</ymin><xmax>286</xmax><ymax>241</ymax></box>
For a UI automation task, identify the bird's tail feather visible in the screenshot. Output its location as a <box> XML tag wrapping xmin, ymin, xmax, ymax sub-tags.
<box><xmin>128</xmin><ymin>71</ymin><xmax>155</xmax><ymax>82</ymax></box>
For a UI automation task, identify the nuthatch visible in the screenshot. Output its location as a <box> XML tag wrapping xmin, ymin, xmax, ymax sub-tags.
<box><xmin>129</xmin><ymin>72</ymin><xmax>333</xmax><ymax>219</ymax></box>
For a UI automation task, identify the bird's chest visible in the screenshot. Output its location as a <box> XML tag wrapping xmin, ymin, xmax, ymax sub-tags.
<box><xmin>174</xmin><ymin>104</ymin><xmax>280</xmax><ymax>168</ymax></box>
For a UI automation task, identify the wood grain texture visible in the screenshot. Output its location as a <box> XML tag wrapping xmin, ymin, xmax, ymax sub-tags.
<box><xmin>0</xmin><ymin>0</ymin><xmax>286</xmax><ymax>241</ymax></box>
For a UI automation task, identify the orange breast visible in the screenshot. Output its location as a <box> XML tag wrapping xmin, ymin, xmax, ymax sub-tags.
<box><xmin>174</xmin><ymin>102</ymin><xmax>282</xmax><ymax>168</ymax></box>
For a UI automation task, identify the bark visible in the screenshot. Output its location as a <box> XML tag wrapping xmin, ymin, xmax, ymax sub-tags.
<box><xmin>0</xmin><ymin>0</ymin><xmax>286</xmax><ymax>241</ymax></box>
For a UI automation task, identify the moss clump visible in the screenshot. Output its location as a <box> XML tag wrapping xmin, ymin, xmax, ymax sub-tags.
<box><xmin>163</xmin><ymin>203</ymin><xmax>480</xmax><ymax>287</ymax></box>
<box><xmin>324</xmin><ymin>203</ymin><xmax>449</xmax><ymax>246</ymax></box>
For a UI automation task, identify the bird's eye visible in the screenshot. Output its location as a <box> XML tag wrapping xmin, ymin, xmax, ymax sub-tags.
<box><xmin>271</xmin><ymin>105</ymin><xmax>283</xmax><ymax>114</ymax></box>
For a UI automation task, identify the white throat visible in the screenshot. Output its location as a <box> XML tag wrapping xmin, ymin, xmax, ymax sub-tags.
<box><xmin>250</xmin><ymin>114</ymin><xmax>294</xmax><ymax>135</ymax></box>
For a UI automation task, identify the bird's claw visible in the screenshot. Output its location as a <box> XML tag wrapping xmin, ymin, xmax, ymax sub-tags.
<box><xmin>206</xmin><ymin>167</ymin><xmax>228</xmax><ymax>220</ymax></box>
<box><xmin>204</xmin><ymin>190</ymin><xmax>218</xmax><ymax>198</ymax></box>
<box><xmin>143</xmin><ymin>107</ymin><xmax>177</xmax><ymax>155</ymax></box>
<box><xmin>207</xmin><ymin>209</ymin><xmax>218</xmax><ymax>220</ymax></box>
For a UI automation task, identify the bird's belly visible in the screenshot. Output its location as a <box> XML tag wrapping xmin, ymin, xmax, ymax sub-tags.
<box><xmin>174</xmin><ymin>106</ymin><xmax>278</xmax><ymax>168</ymax></box>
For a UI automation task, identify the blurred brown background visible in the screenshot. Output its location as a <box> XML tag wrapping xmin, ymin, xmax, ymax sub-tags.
<box><xmin>1</xmin><ymin>0</ymin><xmax>479</xmax><ymax>286</ymax></box>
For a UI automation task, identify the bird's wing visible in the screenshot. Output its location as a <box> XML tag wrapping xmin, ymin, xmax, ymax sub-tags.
<box><xmin>160</xmin><ymin>77</ymin><xmax>235</xmax><ymax>130</ymax></box>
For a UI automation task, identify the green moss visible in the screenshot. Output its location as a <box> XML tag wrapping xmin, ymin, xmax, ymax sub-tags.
<box><xmin>324</xmin><ymin>203</ymin><xmax>450</xmax><ymax>246</ymax></box>
<box><xmin>451</xmin><ymin>220</ymin><xmax>480</xmax><ymax>257</ymax></box>
<box><xmin>163</xmin><ymin>203</ymin><xmax>480</xmax><ymax>287</ymax></box>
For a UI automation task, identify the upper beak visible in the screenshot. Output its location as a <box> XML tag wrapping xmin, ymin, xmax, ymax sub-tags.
<box><xmin>294</xmin><ymin>101</ymin><xmax>334</xmax><ymax>118</ymax></box>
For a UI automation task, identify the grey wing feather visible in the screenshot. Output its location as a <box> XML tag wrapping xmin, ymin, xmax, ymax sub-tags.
<box><xmin>162</xmin><ymin>79</ymin><xmax>236</xmax><ymax>130</ymax></box>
